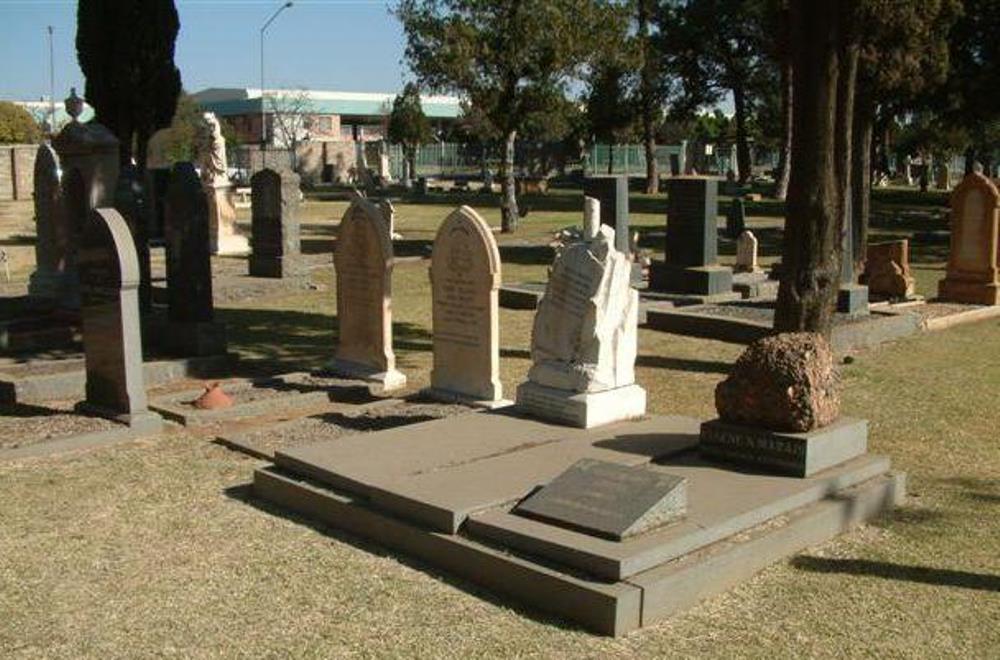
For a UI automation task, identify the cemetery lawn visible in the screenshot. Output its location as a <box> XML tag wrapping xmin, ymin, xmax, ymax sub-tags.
<box><xmin>1</xmin><ymin>197</ymin><xmax>998</xmax><ymax>658</ymax></box>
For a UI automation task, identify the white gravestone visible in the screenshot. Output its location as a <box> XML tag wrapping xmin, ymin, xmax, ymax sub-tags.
<box><xmin>735</xmin><ymin>230</ymin><xmax>762</xmax><ymax>273</ymax></box>
<box><xmin>198</xmin><ymin>112</ymin><xmax>249</xmax><ymax>255</ymax></box>
<box><xmin>516</xmin><ymin>197</ymin><xmax>646</xmax><ymax>428</ymax></box>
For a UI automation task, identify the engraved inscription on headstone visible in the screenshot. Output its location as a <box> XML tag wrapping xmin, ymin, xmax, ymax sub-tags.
<box><xmin>514</xmin><ymin>458</ymin><xmax>688</xmax><ymax>540</ymax></box>
<box><xmin>428</xmin><ymin>206</ymin><xmax>504</xmax><ymax>404</ymax></box>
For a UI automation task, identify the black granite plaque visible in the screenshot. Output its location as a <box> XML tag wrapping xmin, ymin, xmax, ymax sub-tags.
<box><xmin>514</xmin><ymin>458</ymin><xmax>687</xmax><ymax>540</ymax></box>
<box><xmin>250</xmin><ymin>167</ymin><xmax>302</xmax><ymax>278</ymax></box>
<box><xmin>665</xmin><ymin>177</ymin><xmax>718</xmax><ymax>267</ymax></box>
<box><xmin>164</xmin><ymin>162</ymin><xmax>214</xmax><ymax>323</ymax></box>
<box><xmin>583</xmin><ymin>176</ymin><xmax>630</xmax><ymax>254</ymax></box>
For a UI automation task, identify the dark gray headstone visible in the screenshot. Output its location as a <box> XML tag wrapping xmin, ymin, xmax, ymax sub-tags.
<box><xmin>249</xmin><ymin>167</ymin><xmax>303</xmax><ymax>278</ymax></box>
<box><xmin>27</xmin><ymin>144</ymin><xmax>64</xmax><ymax>301</ymax></box>
<box><xmin>114</xmin><ymin>165</ymin><xmax>152</xmax><ymax>313</ymax></box>
<box><xmin>78</xmin><ymin>208</ymin><xmax>155</xmax><ymax>426</ymax></box>
<box><xmin>514</xmin><ymin>458</ymin><xmax>687</xmax><ymax>540</ymax></box>
<box><xmin>665</xmin><ymin>177</ymin><xmax>718</xmax><ymax>267</ymax></box>
<box><xmin>725</xmin><ymin>198</ymin><xmax>746</xmax><ymax>240</ymax></box>
<box><xmin>145</xmin><ymin>167</ymin><xmax>170</xmax><ymax>242</ymax></box>
<box><xmin>669</xmin><ymin>153</ymin><xmax>681</xmax><ymax>176</ymax></box>
<box><xmin>583</xmin><ymin>176</ymin><xmax>630</xmax><ymax>254</ymax></box>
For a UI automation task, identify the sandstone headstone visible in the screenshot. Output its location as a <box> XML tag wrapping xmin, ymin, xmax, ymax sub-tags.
<box><xmin>77</xmin><ymin>208</ymin><xmax>161</xmax><ymax>431</ymax></box>
<box><xmin>249</xmin><ymin>167</ymin><xmax>304</xmax><ymax>278</ymax></box>
<box><xmin>938</xmin><ymin>171</ymin><xmax>1000</xmax><ymax>305</ymax></box>
<box><xmin>516</xmin><ymin>199</ymin><xmax>646</xmax><ymax>428</ymax></box>
<box><xmin>650</xmin><ymin>177</ymin><xmax>733</xmax><ymax>296</ymax></box>
<box><xmin>328</xmin><ymin>198</ymin><xmax>406</xmax><ymax>391</ymax></box>
<box><xmin>27</xmin><ymin>144</ymin><xmax>65</xmax><ymax>301</ymax></box>
<box><xmin>424</xmin><ymin>206</ymin><xmax>508</xmax><ymax>408</ymax></box>
<box><xmin>163</xmin><ymin>162</ymin><xmax>227</xmax><ymax>356</ymax></box>
<box><xmin>735</xmin><ymin>230</ymin><xmax>761</xmax><ymax>274</ymax></box>
<box><xmin>861</xmin><ymin>239</ymin><xmax>916</xmax><ymax>299</ymax></box>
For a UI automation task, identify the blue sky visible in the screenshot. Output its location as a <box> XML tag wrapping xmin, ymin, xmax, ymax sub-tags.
<box><xmin>0</xmin><ymin>0</ymin><xmax>410</xmax><ymax>101</ymax></box>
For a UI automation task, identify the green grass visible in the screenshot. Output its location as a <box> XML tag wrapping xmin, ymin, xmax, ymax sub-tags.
<box><xmin>1</xmin><ymin>196</ymin><xmax>998</xmax><ymax>658</ymax></box>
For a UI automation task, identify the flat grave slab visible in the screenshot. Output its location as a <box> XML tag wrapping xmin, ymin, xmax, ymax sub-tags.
<box><xmin>498</xmin><ymin>282</ymin><xmax>546</xmax><ymax>310</ymax></box>
<box><xmin>0</xmin><ymin>352</ymin><xmax>235</xmax><ymax>404</ymax></box>
<box><xmin>253</xmin><ymin>410</ymin><xmax>904</xmax><ymax>636</ymax></box>
<box><xmin>149</xmin><ymin>372</ymin><xmax>375</xmax><ymax>426</ymax></box>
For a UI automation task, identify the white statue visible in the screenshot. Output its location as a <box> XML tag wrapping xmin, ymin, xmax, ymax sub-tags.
<box><xmin>197</xmin><ymin>112</ymin><xmax>229</xmax><ymax>185</ymax></box>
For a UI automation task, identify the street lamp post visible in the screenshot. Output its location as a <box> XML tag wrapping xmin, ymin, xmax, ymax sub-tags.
<box><xmin>260</xmin><ymin>1</ymin><xmax>294</xmax><ymax>162</ymax></box>
<box><xmin>47</xmin><ymin>26</ymin><xmax>55</xmax><ymax>136</ymax></box>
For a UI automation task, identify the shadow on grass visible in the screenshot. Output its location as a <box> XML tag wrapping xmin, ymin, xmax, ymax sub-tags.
<box><xmin>0</xmin><ymin>234</ymin><xmax>35</xmax><ymax>247</ymax></box>
<box><xmin>636</xmin><ymin>355</ymin><xmax>732</xmax><ymax>374</ymax></box>
<box><xmin>790</xmin><ymin>556</ymin><xmax>1000</xmax><ymax>592</ymax></box>
<box><xmin>222</xmin><ymin>481</ymin><xmax>587</xmax><ymax>635</ymax></box>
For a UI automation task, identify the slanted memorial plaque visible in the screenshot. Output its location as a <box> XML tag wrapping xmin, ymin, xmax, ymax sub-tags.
<box><xmin>77</xmin><ymin>208</ymin><xmax>161</xmax><ymax>431</ymax></box>
<box><xmin>514</xmin><ymin>458</ymin><xmax>687</xmax><ymax>541</ymax></box>
<box><xmin>425</xmin><ymin>206</ymin><xmax>508</xmax><ymax>407</ymax></box>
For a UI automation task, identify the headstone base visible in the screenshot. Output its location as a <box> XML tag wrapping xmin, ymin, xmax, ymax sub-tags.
<box><xmin>215</xmin><ymin>233</ymin><xmax>250</xmax><ymax>256</ymax></box>
<box><xmin>163</xmin><ymin>321</ymin><xmax>228</xmax><ymax>357</ymax></box>
<box><xmin>837</xmin><ymin>284</ymin><xmax>870</xmax><ymax>315</ymax></box>
<box><xmin>699</xmin><ymin>417</ymin><xmax>868</xmax><ymax>477</ymax></box>
<box><xmin>75</xmin><ymin>402</ymin><xmax>164</xmax><ymax>432</ymax></box>
<box><xmin>515</xmin><ymin>381</ymin><xmax>647</xmax><ymax>429</ymax></box>
<box><xmin>249</xmin><ymin>255</ymin><xmax>307</xmax><ymax>279</ymax></box>
<box><xmin>649</xmin><ymin>261</ymin><xmax>733</xmax><ymax>296</ymax></box>
<box><xmin>937</xmin><ymin>278</ymin><xmax>1000</xmax><ymax>306</ymax></box>
<box><xmin>420</xmin><ymin>387</ymin><xmax>513</xmax><ymax>410</ymax></box>
<box><xmin>731</xmin><ymin>271</ymin><xmax>777</xmax><ymax>299</ymax></box>
<box><xmin>326</xmin><ymin>357</ymin><xmax>407</xmax><ymax>393</ymax></box>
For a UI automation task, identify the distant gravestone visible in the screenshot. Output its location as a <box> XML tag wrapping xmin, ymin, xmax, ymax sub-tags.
<box><xmin>725</xmin><ymin>197</ymin><xmax>746</xmax><ymax>239</ymax></box>
<box><xmin>837</xmin><ymin>196</ymin><xmax>870</xmax><ymax>314</ymax></box>
<box><xmin>583</xmin><ymin>176</ymin><xmax>630</xmax><ymax>254</ymax></box>
<box><xmin>27</xmin><ymin>144</ymin><xmax>65</xmax><ymax>301</ymax></box>
<box><xmin>650</xmin><ymin>177</ymin><xmax>733</xmax><ymax>297</ymax></box>
<box><xmin>861</xmin><ymin>240</ymin><xmax>916</xmax><ymax>300</ymax></box>
<box><xmin>328</xmin><ymin>198</ymin><xmax>406</xmax><ymax>391</ymax></box>
<box><xmin>735</xmin><ymin>230</ymin><xmax>760</xmax><ymax>274</ymax></box>
<box><xmin>77</xmin><ymin>208</ymin><xmax>161</xmax><ymax>431</ymax></box>
<box><xmin>250</xmin><ymin>167</ymin><xmax>304</xmax><ymax>278</ymax></box>
<box><xmin>163</xmin><ymin>162</ymin><xmax>227</xmax><ymax>356</ymax></box>
<box><xmin>516</xmin><ymin>198</ymin><xmax>646</xmax><ymax>428</ymax></box>
<box><xmin>114</xmin><ymin>165</ymin><xmax>153</xmax><ymax>313</ymax></box>
<box><xmin>424</xmin><ymin>206</ymin><xmax>508</xmax><ymax>408</ymax></box>
<box><xmin>514</xmin><ymin>459</ymin><xmax>687</xmax><ymax>541</ymax></box>
<box><xmin>145</xmin><ymin>167</ymin><xmax>170</xmax><ymax>241</ymax></box>
<box><xmin>938</xmin><ymin>170</ymin><xmax>1000</xmax><ymax>305</ymax></box>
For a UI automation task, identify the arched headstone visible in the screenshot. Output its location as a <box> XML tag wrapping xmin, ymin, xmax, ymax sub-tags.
<box><xmin>425</xmin><ymin>206</ymin><xmax>508</xmax><ymax>407</ymax></box>
<box><xmin>938</xmin><ymin>171</ymin><xmax>1000</xmax><ymax>305</ymax></box>
<box><xmin>77</xmin><ymin>208</ymin><xmax>161</xmax><ymax>431</ymax></box>
<box><xmin>27</xmin><ymin>144</ymin><xmax>65</xmax><ymax>301</ymax></box>
<box><xmin>328</xmin><ymin>198</ymin><xmax>406</xmax><ymax>391</ymax></box>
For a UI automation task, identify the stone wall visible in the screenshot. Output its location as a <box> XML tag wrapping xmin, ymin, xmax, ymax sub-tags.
<box><xmin>0</xmin><ymin>145</ymin><xmax>39</xmax><ymax>201</ymax></box>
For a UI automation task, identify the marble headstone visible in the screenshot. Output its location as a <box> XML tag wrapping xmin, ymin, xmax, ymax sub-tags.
<box><xmin>77</xmin><ymin>208</ymin><xmax>161</xmax><ymax>431</ymax></box>
<box><xmin>328</xmin><ymin>198</ymin><xmax>406</xmax><ymax>391</ymax></box>
<box><xmin>425</xmin><ymin>206</ymin><xmax>508</xmax><ymax>408</ymax></box>
<box><xmin>250</xmin><ymin>167</ymin><xmax>304</xmax><ymax>278</ymax></box>
<box><xmin>516</xmin><ymin>198</ymin><xmax>646</xmax><ymax>428</ymax></box>
<box><xmin>163</xmin><ymin>162</ymin><xmax>227</xmax><ymax>356</ymax></box>
<box><xmin>938</xmin><ymin>170</ymin><xmax>1000</xmax><ymax>305</ymax></box>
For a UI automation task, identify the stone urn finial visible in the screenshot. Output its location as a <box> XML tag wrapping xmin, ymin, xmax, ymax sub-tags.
<box><xmin>65</xmin><ymin>87</ymin><xmax>83</xmax><ymax>122</ymax></box>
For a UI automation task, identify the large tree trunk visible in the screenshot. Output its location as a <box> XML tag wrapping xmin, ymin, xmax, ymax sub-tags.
<box><xmin>733</xmin><ymin>83</ymin><xmax>752</xmax><ymax>184</ymax></box>
<box><xmin>851</xmin><ymin>89</ymin><xmax>873</xmax><ymax>275</ymax></box>
<box><xmin>500</xmin><ymin>129</ymin><xmax>519</xmax><ymax>233</ymax></box>
<box><xmin>638</xmin><ymin>0</ymin><xmax>658</xmax><ymax>194</ymax></box>
<box><xmin>774</xmin><ymin>2</ymin><xmax>858</xmax><ymax>338</ymax></box>
<box><xmin>774</xmin><ymin>58</ymin><xmax>793</xmax><ymax>201</ymax></box>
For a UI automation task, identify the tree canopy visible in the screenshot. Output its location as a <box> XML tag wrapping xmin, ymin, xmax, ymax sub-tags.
<box><xmin>0</xmin><ymin>102</ymin><xmax>42</xmax><ymax>144</ymax></box>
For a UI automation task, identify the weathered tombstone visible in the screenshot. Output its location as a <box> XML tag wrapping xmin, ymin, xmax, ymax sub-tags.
<box><xmin>735</xmin><ymin>230</ymin><xmax>761</xmax><ymax>274</ymax></box>
<box><xmin>424</xmin><ymin>206</ymin><xmax>509</xmax><ymax>408</ymax></box>
<box><xmin>114</xmin><ymin>165</ymin><xmax>153</xmax><ymax>313</ymax></box>
<box><xmin>935</xmin><ymin>162</ymin><xmax>951</xmax><ymax>190</ymax></box>
<box><xmin>938</xmin><ymin>170</ymin><xmax>1000</xmax><ymax>305</ymax></box>
<box><xmin>583</xmin><ymin>175</ymin><xmax>630</xmax><ymax>254</ymax></box>
<box><xmin>725</xmin><ymin>197</ymin><xmax>746</xmax><ymax>239</ymax></box>
<box><xmin>649</xmin><ymin>177</ymin><xmax>734</xmax><ymax>297</ymax></box>
<box><xmin>328</xmin><ymin>197</ymin><xmax>406</xmax><ymax>391</ymax></box>
<box><xmin>145</xmin><ymin>167</ymin><xmax>170</xmax><ymax>242</ymax></box>
<box><xmin>163</xmin><ymin>162</ymin><xmax>227</xmax><ymax>355</ymax></box>
<box><xmin>861</xmin><ymin>240</ymin><xmax>916</xmax><ymax>300</ymax></box>
<box><xmin>249</xmin><ymin>167</ymin><xmax>304</xmax><ymax>278</ymax></box>
<box><xmin>516</xmin><ymin>198</ymin><xmax>646</xmax><ymax>428</ymax></box>
<box><xmin>76</xmin><ymin>208</ymin><xmax>162</xmax><ymax>432</ymax></box>
<box><xmin>27</xmin><ymin>144</ymin><xmax>66</xmax><ymax>301</ymax></box>
<box><xmin>376</xmin><ymin>198</ymin><xmax>400</xmax><ymax>239</ymax></box>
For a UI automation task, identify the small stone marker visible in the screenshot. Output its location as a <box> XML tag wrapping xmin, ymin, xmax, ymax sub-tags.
<box><xmin>861</xmin><ymin>239</ymin><xmax>916</xmax><ymax>299</ymax></box>
<box><xmin>514</xmin><ymin>458</ymin><xmax>687</xmax><ymax>541</ymax></box>
<box><xmin>516</xmin><ymin>198</ymin><xmax>646</xmax><ymax>428</ymax></box>
<box><xmin>650</xmin><ymin>177</ymin><xmax>733</xmax><ymax>296</ymax></box>
<box><xmin>425</xmin><ymin>206</ymin><xmax>509</xmax><ymax>408</ymax></box>
<box><xmin>734</xmin><ymin>230</ymin><xmax>760</xmax><ymax>273</ymax></box>
<box><xmin>938</xmin><ymin>170</ymin><xmax>1000</xmax><ymax>305</ymax></box>
<box><xmin>164</xmin><ymin>162</ymin><xmax>227</xmax><ymax>356</ymax></box>
<box><xmin>328</xmin><ymin>197</ymin><xmax>406</xmax><ymax>391</ymax></box>
<box><xmin>250</xmin><ymin>167</ymin><xmax>304</xmax><ymax>278</ymax></box>
<box><xmin>77</xmin><ymin>208</ymin><xmax>161</xmax><ymax>431</ymax></box>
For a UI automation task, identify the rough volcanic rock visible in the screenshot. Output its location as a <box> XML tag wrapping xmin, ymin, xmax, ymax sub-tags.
<box><xmin>715</xmin><ymin>332</ymin><xmax>840</xmax><ymax>432</ymax></box>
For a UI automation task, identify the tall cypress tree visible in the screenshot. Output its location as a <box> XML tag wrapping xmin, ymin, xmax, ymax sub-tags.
<box><xmin>77</xmin><ymin>0</ymin><xmax>182</xmax><ymax>171</ymax></box>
